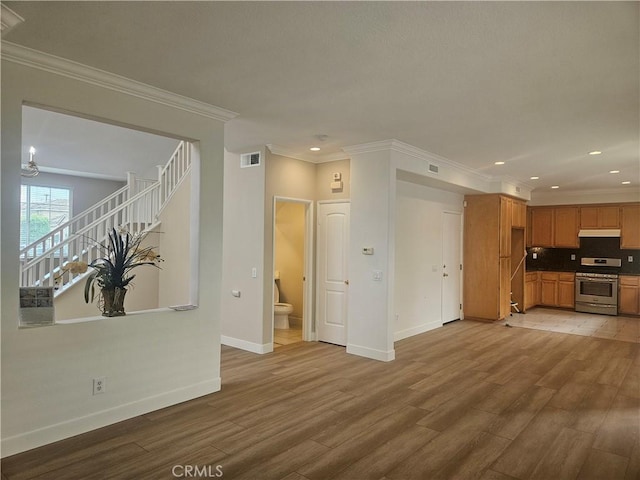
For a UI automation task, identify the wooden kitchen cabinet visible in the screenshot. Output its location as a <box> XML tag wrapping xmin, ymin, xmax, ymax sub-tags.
<box><xmin>463</xmin><ymin>194</ymin><xmax>527</xmax><ymax>321</ymax></box>
<box><xmin>580</xmin><ymin>206</ymin><xmax>620</xmax><ymax>229</ymax></box>
<box><xmin>529</xmin><ymin>206</ymin><xmax>579</xmax><ymax>247</ymax></box>
<box><xmin>619</xmin><ymin>275</ymin><xmax>640</xmax><ymax>315</ymax></box>
<box><xmin>531</xmin><ymin>208</ymin><xmax>554</xmax><ymax>247</ymax></box>
<box><xmin>512</xmin><ymin>200</ymin><xmax>527</xmax><ymax>228</ymax></box>
<box><xmin>525</xmin><ymin>271</ymin><xmax>540</xmax><ymax>310</ymax></box>
<box><xmin>558</xmin><ymin>273</ymin><xmax>576</xmax><ymax>308</ymax></box>
<box><xmin>554</xmin><ymin>207</ymin><xmax>579</xmax><ymax>248</ymax></box>
<box><xmin>500</xmin><ymin>197</ymin><xmax>512</xmax><ymax>258</ymax></box>
<box><xmin>539</xmin><ymin>271</ymin><xmax>575</xmax><ymax>308</ymax></box>
<box><xmin>621</xmin><ymin>205</ymin><xmax>640</xmax><ymax>249</ymax></box>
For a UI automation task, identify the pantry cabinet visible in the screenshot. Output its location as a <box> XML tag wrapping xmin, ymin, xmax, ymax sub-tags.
<box><xmin>463</xmin><ymin>194</ymin><xmax>527</xmax><ymax>321</ymax></box>
<box><xmin>619</xmin><ymin>276</ymin><xmax>640</xmax><ymax>315</ymax></box>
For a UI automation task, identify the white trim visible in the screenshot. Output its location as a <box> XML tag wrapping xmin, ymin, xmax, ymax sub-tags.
<box><xmin>221</xmin><ymin>335</ymin><xmax>273</xmax><ymax>354</ymax></box>
<box><xmin>267</xmin><ymin>144</ymin><xmax>349</xmax><ymax>164</ymax></box>
<box><xmin>0</xmin><ymin>378</ymin><xmax>221</xmax><ymax>457</ymax></box>
<box><xmin>318</xmin><ymin>198</ymin><xmax>351</xmax><ymax>205</ymax></box>
<box><xmin>394</xmin><ymin>321</ymin><xmax>442</xmax><ymax>342</ymax></box>
<box><xmin>1</xmin><ymin>4</ymin><xmax>24</xmax><ymax>34</ymax></box>
<box><xmin>1</xmin><ymin>42</ymin><xmax>238</xmax><ymax>122</ymax></box>
<box><xmin>343</xmin><ymin>139</ymin><xmax>490</xmax><ymax>183</ymax></box>
<box><xmin>346</xmin><ymin>343</ymin><xmax>395</xmax><ymax>362</ymax></box>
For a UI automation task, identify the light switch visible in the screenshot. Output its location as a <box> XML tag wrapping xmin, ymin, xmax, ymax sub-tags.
<box><xmin>532</xmin><ymin>253</ymin><xmax>538</xmax><ymax>259</ymax></box>
<box><xmin>251</xmin><ymin>267</ymin><xmax>257</xmax><ymax>278</ymax></box>
<box><xmin>231</xmin><ymin>290</ymin><xmax>241</xmax><ymax>297</ymax></box>
<box><xmin>362</xmin><ymin>247</ymin><xmax>374</xmax><ymax>255</ymax></box>
<box><xmin>373</xmin><ymin>270</ymin><xmax>382</xmax><ymax>281</ymax></box>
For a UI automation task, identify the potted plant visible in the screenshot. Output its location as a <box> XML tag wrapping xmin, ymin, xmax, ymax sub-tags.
<box><xmin>84</xmin><ymin>227</ymin><xmax>162</xmax><ymax>316</ymax></box>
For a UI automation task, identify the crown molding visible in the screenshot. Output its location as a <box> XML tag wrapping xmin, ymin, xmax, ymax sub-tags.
<box><xmin>267</xmin><ymin>144</ymin><xmax>349</xmax><ymax>164</ymax></box>
<box><xmin>1</xmin><ymin>42</ymin><xmax>238</xmax><ymax>122</ymax></box>
<box><xmin>343</xmin><ymin>139</ymin><xmax>491</xmax><ymax>182</ymax></box>
<box><xmin>1</xmin><ymin>4</ymin><xmax>24</xmax><ymax>35</ymax></box>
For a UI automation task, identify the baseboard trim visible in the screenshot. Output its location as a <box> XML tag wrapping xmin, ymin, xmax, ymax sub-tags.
<box><xmin>346</xmin><ymin>343</ymin><xmax>395</xmax><ymax>362</ymax></box>
<box><xmin>221</xmin><ymin>335</ymin><xmax>273</xmax><ymax>354</ymax></box>
<box><xmin>1</xmin><ymin>378</ymin><xmax>221</xmax><ymax>458</ymax></box>
<box><xmin>394</xmin><ymin>321</ymin><xmax>441</xmax><ymax>341</ymax></box>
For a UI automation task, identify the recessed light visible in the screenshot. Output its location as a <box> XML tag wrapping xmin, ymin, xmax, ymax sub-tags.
<box><xmin>310</xmin><ymin>147</ymin><xmax>321</xmax><ymax>151</ymax></box>
<box><xmin>622</xmin><ymin>181</ymin><xmax>631</xmax><ymax>185</ymax></box>
<box><xmin>589</xmin><ymin>151</ymin><xmax>602</xmax><ymax>155</ymax></box>
<box><xmin>609</xmin><ymin>170</ymin><xmax>620</xmax><ymax>174</ymax></box>
<box><xmin>530</xmin><ymin>176</ymin><xmax>539</xmax><ymax>180</ymax></box>
<box><xmin>551</xmin><ymin>185</ymin><xmax>559</xmax><ymax>189</ymax></box>
<box><xmin>494</xmin><ymin>161</ymin><xmax>505</xmax><ymax>165</ymax></box>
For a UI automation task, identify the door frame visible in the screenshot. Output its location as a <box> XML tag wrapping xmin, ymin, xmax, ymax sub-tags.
<box><xmin>272</xmin><ymin>196</ymin><xmax>315</xmax><ymax>342</ymax></box>
<box><xmin>441</xmin><ymin>210</ymin><xmax>463</xmax><ymax>323</ymax></box>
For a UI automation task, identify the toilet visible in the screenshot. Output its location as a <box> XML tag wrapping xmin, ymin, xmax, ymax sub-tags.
<box><xmin>274</xmin><ymin>280</ymin><xmax>294</xmax><ymax>329</ymax></box>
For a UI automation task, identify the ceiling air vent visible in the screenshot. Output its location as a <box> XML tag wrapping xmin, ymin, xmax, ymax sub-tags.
<box><xmin>240</xmin><ymin>152</ymin><xmax>261</xmax><ymax>168</ymax></box>
<box><xmin>428</xmin><ymin>163</ymin><xmax>439</xmax><ymax>174</ymax></box>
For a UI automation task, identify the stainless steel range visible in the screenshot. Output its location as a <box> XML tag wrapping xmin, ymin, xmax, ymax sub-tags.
<box><xmin>575</xmin><ymin>257</ymin><xmax>621</xmax><ymax>316</ymax></box>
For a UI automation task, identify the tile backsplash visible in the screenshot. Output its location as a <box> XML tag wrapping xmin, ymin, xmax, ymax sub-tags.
<box><xmin>526</xmin><ymin>237</ymin><xmax>640</xmax><ymax>274</ymax></box>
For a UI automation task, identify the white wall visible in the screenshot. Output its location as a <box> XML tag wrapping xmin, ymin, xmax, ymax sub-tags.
<box><xmin>347</xmin><ymin>150</ymin><xmax>396</xmax><ymax>361</ymax></box>
<box><xmin>157</xmin><ymin>170</ymin><xmax>192</xmax><ymax>308</ymax></box>
<box><xmin>394</xmin><ymin>180</ymin><xmax>464</xmax><ymax>340</ymax></box>
<box><xmin>1</xmin><ymin>60</ymin><xmax>225</xmax><ymax>456</ymax></box>
<box><xmin>220</xmin><ymin>149</ymin><xmax>267</xmax><ymax>353</ymax></box>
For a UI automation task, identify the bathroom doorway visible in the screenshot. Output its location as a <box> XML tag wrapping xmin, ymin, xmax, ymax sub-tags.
<box><xmin>272</xmin><ymin>197</ymin><xmax>314</xmax><ymax>348</ymax></box>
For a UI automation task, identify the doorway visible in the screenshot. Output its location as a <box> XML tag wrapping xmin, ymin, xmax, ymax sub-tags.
<box><xmin>272</xmin><ymin>197</ymin><xmax>314</xmax><ymax>348</ymax></box>
<box><xmin>442</xmin><ymin>211</ymin><xmax>462</xmax><ymax>324</ymax></box>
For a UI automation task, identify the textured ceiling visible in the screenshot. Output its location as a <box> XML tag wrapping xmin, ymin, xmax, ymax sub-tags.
<box><xmin>4</xmin><ymin>1</ymin><xmax>639</xmax><ymax>194</ymax></box>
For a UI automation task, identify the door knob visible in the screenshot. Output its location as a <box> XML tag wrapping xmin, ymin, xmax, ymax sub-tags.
<box><xmin>443</xmin><ymin>273</ymin><xmax>449</xmax><ymax>277</ymax></box>
<box><xmin>344</xmin><ymin>280</ymin><xmax>349</xmax><ymax>285</ymax></box>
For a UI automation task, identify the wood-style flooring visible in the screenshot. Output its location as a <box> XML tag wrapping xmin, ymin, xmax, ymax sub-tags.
<box><xmin>2</xmin><ymin>319</ymin><xmax>639</xmax><ymax>479</ymax></box>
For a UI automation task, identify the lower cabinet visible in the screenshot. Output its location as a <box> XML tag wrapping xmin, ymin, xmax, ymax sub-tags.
<box><xmin>525</xmin><ymin>272</ymin><xmax>540</xmax><ymax>310</ymax></box>
<box><xmin>619</xmin><ymin>276</ymin><xmax>640</xmax><ymax>315</ymax></box>
<box><xmin>531</xmin><ymin>271</ymin><xmax>575</xmax><ymax>309</ymax></box>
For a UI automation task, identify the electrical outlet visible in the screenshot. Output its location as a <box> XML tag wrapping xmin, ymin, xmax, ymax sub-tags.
<box><xmin>629</xmin><ymin>256</ymin><xmax>634</xmax><ymax>263</ymax></box>
<box><xmin>373</xmin><ymin>270</ymin><xmax>382</xmax><ymax>281</ymax></box>
<box><xmin>571</xmin><ymin>254</ymin><xmax>576</xmax><ymax>261</ymax></box>
<box><xmin>93</xmin><ymin>377</ymin><xmax>106</xmax><ymax>395</ymax></box>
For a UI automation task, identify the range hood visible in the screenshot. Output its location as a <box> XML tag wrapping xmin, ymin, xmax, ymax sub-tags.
<box><xmin>578</xmin><ymin>229</ymin><xmax>621</xmax><ymax>238</ymax></box>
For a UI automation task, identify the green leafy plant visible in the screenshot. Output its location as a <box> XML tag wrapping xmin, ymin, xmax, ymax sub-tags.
<box><xmin>84</xmin><ymin>227</ymin><xmax>162</xmax><ymax>314</ymax></box>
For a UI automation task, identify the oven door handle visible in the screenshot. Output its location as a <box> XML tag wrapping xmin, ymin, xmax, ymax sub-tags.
<box><xmin>579</xmin><ymin>302</ymin><xmax>617</xmax><ymax>308</ymax></box>
<box><xmin>581</xmin><ymin>278</ymin><xmax>617</xmax><ymax>283</ymax></box>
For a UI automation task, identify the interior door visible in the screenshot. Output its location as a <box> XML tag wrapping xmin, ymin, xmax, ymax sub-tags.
<box><xmin>316</xmin><ymin>202</ymin><xmax>350</xmax><ymax>346</ymax></box>
<box><xmin>442</xmin><ymin>212</ymin><xmax>462</xmax><ymax>323</ymax></box>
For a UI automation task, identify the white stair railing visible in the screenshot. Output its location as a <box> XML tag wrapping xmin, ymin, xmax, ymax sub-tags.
<box><xmin>20</xmin><ymin>184</ymin><xmax>129</xmax><ymax>260</ymax></box>
<box><xmin>20</xmin><ymin>141</ymin><xmax>191</xmax><ymax>292</ymax></box>
<box><xmin>21</xmin><ymin>183</ymin><xmax>161</xmax><ymax>289</ymax></box>
<box><xmin>158</xmin><ymin>141</ymin><xmax>191</xmax><ymax>213</ymax></box>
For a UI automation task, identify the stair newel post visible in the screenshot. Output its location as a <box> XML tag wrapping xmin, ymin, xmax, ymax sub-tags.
<box><xmin>156</xmin><ymin>164</ymin><xmax>164</xmax><ymax>211</ymax></box>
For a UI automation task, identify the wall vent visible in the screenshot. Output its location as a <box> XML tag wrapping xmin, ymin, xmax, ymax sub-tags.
<box><xmin>428</xmin><ymin>163</ymin><xmax>439</xmax><ymax>174</ymax></box>
<box><xmin>240</xmin><ymin>152</ymin><xmax>261</xmax><ymax>168</ymax></box>
<box><xmin>516</xmin><ymin>186</ymin><xmax>521</xmax><ymax>193</ymax></box>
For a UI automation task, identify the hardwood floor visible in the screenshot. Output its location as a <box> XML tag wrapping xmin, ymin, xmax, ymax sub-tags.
<box><xmin>2</xmin><ymin>320</ymin><xmax>639</xmax><ymax>479</ymax></box>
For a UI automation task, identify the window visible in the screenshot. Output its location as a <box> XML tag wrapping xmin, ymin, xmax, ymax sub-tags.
<box><xmin>20</xmin><ymin>185</ymin><xmax>71</xmax><ymax>252</ymax></box>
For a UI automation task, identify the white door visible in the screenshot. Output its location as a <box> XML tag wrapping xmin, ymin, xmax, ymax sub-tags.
<box><xmin>316</xmin><ymin>202</ymin><xmax>350</xmax><ymax>346</ymax></box>
<box><xmin>442</xmin><ymin>212</ymin><xmax>462</xmax><ymax>324</ymax></box>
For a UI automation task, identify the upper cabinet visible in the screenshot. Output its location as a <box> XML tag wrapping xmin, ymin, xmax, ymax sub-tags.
<box><xmin>529</xmin><ymin>203</ymin><xmax>639</xmax><ymax>249</ymax></box>
<box><xmin>580</xmin><ymin>206</ymin><xmax>620</xmax><ymax>229</ymax></box>
<box><xmin>529</xmin><ymin>206</ymin><xmax>579</xmax><ymax>248</ymax></box>
<box><xmin>621</xmin><ymin>204</ymin><xmax>640</xmax><ymax>249</ymax></box>
<box><xmin>530</xmin><ymin>208</ymin><xmax>554</xmax><ymax>247</ymax></box>
<box><xmin>554</xmin><ymin>207</ymin><xmax>579</xmax><ymax>248</ymax></box>
<box><xmin>511</xmin><ymin>200</ymin><xmax>527</xmax><ymax>228</ymax></box>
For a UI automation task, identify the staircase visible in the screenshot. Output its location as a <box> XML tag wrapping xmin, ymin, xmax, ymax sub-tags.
<box><xmin>20</xmin><ymin>141</ymin><xmax>191</xmax><ymax>293</ymax></box>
